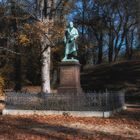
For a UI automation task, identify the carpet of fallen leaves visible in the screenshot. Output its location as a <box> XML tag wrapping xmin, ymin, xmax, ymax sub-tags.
<box><xmin>0</xmin><ymin>104</ymin><xmax>140</xmax><ymax>140</ymax></box>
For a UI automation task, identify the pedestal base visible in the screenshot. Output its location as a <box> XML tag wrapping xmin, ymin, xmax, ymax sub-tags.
<box><xmin>58</xmin><ymin>61</ymin><xmax>82</xmax><ymax>95</ymax></box>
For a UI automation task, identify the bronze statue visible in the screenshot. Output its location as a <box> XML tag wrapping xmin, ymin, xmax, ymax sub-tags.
<box><xmin>62</xmin><ymin>22</ymin><xmax>79</xmax><ymax>61</ymax></box>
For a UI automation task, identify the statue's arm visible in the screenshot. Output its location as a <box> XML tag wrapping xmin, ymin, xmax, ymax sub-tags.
<box><xmin>72</xmin><ymin>29</ymin><xmax>79</xmax><ymax>40</ymax></box>
<box><xmin>74</xmin><ymin>29</ymin><xmax>79</xmax><ymax>39</ymax></box>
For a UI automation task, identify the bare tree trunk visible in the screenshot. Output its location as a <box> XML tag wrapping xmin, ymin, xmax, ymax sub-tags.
<box><xmin>125</xmin><ymin>30</ymin><xmax>134</xmax><ymax>60</ymax></box>
<box><xmin>125</xmin><ymin>32</ymin><xmax>130</xmax><ymax>60</ymax></box>
<box><xmin>114</xmin><ymin>29</ymin><xmax>127</xmax><ymax>62</ymax></box>
<box><xmin>10</xmin><ymin>0</ymin><xmax>22</xmax><ymax>91</ymax></box>
<box><xmin>97</xmin><ymin>34</ymin><xmax>103</xmax><ymax>64</ymax></box>
<box><xmin>38</xmin><ymin>0</ymin><xmax>52</xmax><ymax>93</ymax></box>
<box><xmin>38</xmin><ymin>0</ymin><xmax>64</xmax><ymax>93</ymax></box>
<box><xmin>108</xmin><ymin>30</ymin><xmax>114</xmax><ymax>63</ymax></box>
<box><xmin>14</xmin><ymin>45</ymin><xmax>22</xmax><ymax>91</ymax></box>
<box><xmin>129</xmin><ymin>30</ymin><xmax>134</xmax><ymax>60</ymax></box>
<box><xmin>41</xmin><ymin>38</ymin><xmax>51</xmax><ymax>93</ymax></box>
<box><xmin>136</xmin><ymin>0</ymin><xmax>140</xmax><ymax>49</ymax></box>
<box><xmin>82</xmin><ymin>0</ymin><xmax>86</xmax><ymax>37</ymax></box>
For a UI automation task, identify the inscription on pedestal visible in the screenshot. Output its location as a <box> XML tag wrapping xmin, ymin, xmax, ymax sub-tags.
<box><xmin>61</xmin><ymin>68</ymin><xmax>74</xmax><ymax>85</ymax></box>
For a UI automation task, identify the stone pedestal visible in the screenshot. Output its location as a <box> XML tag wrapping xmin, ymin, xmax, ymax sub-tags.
<box><xmin>58</xmin><ymin>61</ymin><xmax>82</xmax><ymax>95</ymax></box>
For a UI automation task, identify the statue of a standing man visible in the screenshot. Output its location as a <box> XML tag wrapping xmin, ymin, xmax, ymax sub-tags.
<box><xmin>62</xmin><ymin>22</ymin><xmax>79</xmax><ymax>61</ymax></box>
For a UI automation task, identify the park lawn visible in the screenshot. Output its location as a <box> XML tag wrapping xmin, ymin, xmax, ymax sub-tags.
<box><xmin>0</xmin><ymin>106</ymin><xmax>139</xmax><ymax>140</ymax></box>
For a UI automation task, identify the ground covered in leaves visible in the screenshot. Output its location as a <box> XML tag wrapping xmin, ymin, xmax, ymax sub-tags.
<box><xmin>0</xmin><ymin>105</ymin><xmax>140</xmax><ymax>140</ymax></box>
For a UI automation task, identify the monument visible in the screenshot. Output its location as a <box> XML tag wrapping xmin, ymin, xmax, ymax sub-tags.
<box><xmin>58</xmin><ymin>22</ymin><xmax>82</xmax><ymax>94</ymax></box>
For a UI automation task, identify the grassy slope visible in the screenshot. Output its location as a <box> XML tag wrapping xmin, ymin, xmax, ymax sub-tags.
<box><xmin>81</xmin><ymin>60</ymin><xmax>140</xmax><ymax>95</ymax></box>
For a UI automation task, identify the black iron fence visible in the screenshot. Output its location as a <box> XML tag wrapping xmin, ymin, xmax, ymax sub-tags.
<box><xmin>4</xmin><ymin>91</ymin><xmax>125</xmax><ymax>111</ymax></box>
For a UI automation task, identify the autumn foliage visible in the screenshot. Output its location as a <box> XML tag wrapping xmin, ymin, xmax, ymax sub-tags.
<box><xmin>0</xmin><ymin>76</ymin><xmax>4</xmax><ymax>96</ymax></box>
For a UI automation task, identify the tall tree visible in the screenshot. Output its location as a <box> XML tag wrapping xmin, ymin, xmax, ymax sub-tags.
<box><xmin>36</xmin><ymin>0</ymin><xmax>67</xmax><ymax>93</ymax></box>
<box><xmin>0</xmin><ymin>0</ymin><xmax>67</xmax><ymax>92</ymax></box>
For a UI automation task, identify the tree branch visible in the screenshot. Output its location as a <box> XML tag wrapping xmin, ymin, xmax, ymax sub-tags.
<box><xmin>0</xmin><ymin>47</ymin><xmax>21</xmax><ymax>55</ymax></box>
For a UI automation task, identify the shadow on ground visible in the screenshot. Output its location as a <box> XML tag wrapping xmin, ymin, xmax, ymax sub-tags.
<box><xmin>0</xmin><ymin>105</ymin><xmax>139</xmax><ymax>140</ymax></box>
<box><xmin>0</xmin><ymin>116</ymin><xmax>138</xmax><ymax>140</ymax></box>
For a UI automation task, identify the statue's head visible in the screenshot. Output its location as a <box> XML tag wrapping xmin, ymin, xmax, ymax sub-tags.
<box><xmin>69</xmin><ymin>22</ymin><xmax>74</xmax><ymax>28</ymax></box>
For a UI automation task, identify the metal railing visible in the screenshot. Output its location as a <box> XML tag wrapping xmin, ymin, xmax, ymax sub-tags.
<box><xmin>4</xmin><ymin>91</ymin><xmax>125</xmax><ymax>111</ymax></box>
